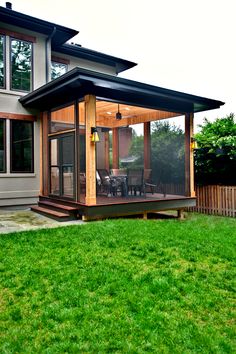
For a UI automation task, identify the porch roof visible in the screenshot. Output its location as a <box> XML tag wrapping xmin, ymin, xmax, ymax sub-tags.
<box><xmin>20</xmin><ymin>67</ymin><xmax>224</xmax><ymax>114</ymax></box>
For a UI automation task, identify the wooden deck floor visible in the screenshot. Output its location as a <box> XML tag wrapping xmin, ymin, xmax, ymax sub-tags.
<box><xmin>79</xmin><ymin>192</ymin><xmax>186</xmax><ymax>205</ymax></box>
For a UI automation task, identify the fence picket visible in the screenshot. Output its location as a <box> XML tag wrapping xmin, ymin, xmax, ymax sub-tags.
<box><xmin>188</xmin><ymin>185</ymin><xmax>236</xmax><ymax>218</ymax></box>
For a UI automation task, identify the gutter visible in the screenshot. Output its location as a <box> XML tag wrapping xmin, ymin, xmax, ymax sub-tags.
<box><xmin>45</xmin><ymin>26</ymin><xmax>56</xmax><ymax>83</ymax></box>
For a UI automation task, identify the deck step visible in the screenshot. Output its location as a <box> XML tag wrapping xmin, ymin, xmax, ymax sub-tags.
<box><xmin>31</xmin><ymin>206</ymin><xmax>73</xmax><ymax>221</ymax></box>
<box><xmin>38</xmin><ymin>200</ymin><xmax>78</xmax><ymax>212</ymax></box>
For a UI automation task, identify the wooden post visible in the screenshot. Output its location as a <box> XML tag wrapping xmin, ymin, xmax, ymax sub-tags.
<box><xmin>85</xmin><ymin>95</ymin><xmax>97</xmax><ymax>205</ymax></box>
<box><xmin>112</xmin><ymin>128</ymin><xmax>119</xmax><ymax>169</ymax></box>
<box><xmin>185</xmin><ymin>112</ymin><xmax>195</xmax><ymax>197</ymax></box>
<box><xmin>144</xmin><ymin>122</ymin><xmax>151</xmax><ymax>169</ymax></box>
<box><xmin>40</xmin><ymin>111</ymin><xmax>49</xmax><ymax>196</ymax></box>
<box><xmin>104</xmin><ymin>131</ymin><xmax>110</xmax><ymax>171</ymax></box>
<box><xmin>177</xmin><ymin>209</ymin><xmax>185</xmax><ymax>220</ymax></box>
<box><xmin>75</xmin><ymin>100</ymin><xmax>80</xmax><ymax>202</ymax></box>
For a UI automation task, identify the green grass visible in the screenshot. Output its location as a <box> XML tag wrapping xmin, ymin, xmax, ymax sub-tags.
<box><xmin>0</xmin><ymin>213</ymin><xmax>235</xmax><ymax>353</ymax></box>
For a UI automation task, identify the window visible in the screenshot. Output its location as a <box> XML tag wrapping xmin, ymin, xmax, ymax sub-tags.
<box><xmin>11</xmin><ymin>39</ymin><xmax>32</xmax><ymax>91</ymax></box>
<box><xmin>51</xmin><ymin>61</ymin><xmax>67</xmax><ymax>80</ymax></box>
<box><xmin>0</xmin><ymin>35</ymin><xmax>5</xmax><ymax>88</ymax></box>
<box><xmin>11</xmin><ymin>120</ymin><xmax>33</xmax><ymax>172</ymax></box>
<box><xmin>0</xmin><ymin>119</ymin><xmax>5</xmax><ymax>172</ymax></box>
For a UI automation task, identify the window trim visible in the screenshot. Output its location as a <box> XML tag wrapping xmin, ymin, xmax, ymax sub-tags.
<box><xmin>10</xmin><ymin>120</ymin><xmax>34</xmax><ymax>173</ymax></box>
<box><xmin>0</xmin><ymin>119</ymin><xmax>6</xmax><ymax>173</ymax></box>
<box><xmin>0</xmin><ymin>34</ymin><xmax>6</xmax><ymax>89</ymax></box>
<box><xmin>10</xmin><ymin>37</ymin><xmax>33</xmax><ymax>92</ymax></box>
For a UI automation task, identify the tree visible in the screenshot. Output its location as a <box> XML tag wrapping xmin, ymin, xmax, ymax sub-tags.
<box><xmin>194</xmin><ymin>114</ymin><xmax>236</xmax><ymax>185</ymax></box>
<box><xmin>150</xmin><ymin>121</ymin><xmax>185</xmax><ymax>185</ymax></box>
<box><xmin>128</xmin><ymin>121</ymin><xmax>185</xmax><ymax>185</ymax></box>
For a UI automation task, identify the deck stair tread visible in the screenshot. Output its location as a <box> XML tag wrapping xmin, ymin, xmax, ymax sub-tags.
<box><xmin>31</xmin><ymin>205</ymin><xmax>70</xmax><ymax>218</ymax></box>
<box><xmin>38</xmin><ymin>200</ymin><xmax>78</xmax><ymax>211</ymax></box>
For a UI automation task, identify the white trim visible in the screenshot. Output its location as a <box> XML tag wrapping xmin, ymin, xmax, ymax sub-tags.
<box><xmin>0</xmin><ymin>89</ymin><xmax>26</xmax><ymax>96</ymax></box>
<box><xmin>0</xmin><ymin>173</ymin><xmax>36</xmax><ymax>178</ymax></box>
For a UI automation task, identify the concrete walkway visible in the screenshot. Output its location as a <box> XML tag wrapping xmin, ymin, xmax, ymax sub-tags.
<box><xmin>0</xmin><ymin>206</ymin><xmax>84</xmax><ymax>234</ymax></box>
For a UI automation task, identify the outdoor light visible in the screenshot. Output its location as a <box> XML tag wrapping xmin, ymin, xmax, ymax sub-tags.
<box><xmin>91</xmin><ymin>127</ymin><xmax>100</xmax><ymax>143</ymax></box>
<box><xmin>191</xmin><ymin>137</ymin><xmax>197</xmax><ymax>150</ymax></box>
<box><xmin>116</xmin><ymin>104</ymin><xmax>122</xmax><ymax>120</ymax></box>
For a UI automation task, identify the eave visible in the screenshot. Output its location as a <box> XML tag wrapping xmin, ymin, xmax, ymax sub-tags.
<box><xmin>20</xmin><ymin>67</ymin><xmax>224</xmax><ymax>114</ymax></box>
<box><xmin>52</xmin><ymin>43</ymin><xmax>137</xmax><ymax>74</ymax></box>
<box><xmin>0</xmin><ymin>6</ymin><xmax>78</xmax><ymax>46</ymax></box>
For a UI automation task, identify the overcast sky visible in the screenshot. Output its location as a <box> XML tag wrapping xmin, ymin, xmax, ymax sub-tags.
<box><xmin>2</xmin><ymin>0</ymin><xmax>235</xmax><ymax>131</ymax></box>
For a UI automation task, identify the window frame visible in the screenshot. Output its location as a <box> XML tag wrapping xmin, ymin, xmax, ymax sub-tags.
<box><xmin>10</xmin><ymin>37</ymin><xmax>33</xmax><ymax>92</ymax></box>
<box><xmin>0</xmin><ymin>34</ymin><xmax>6</xmax><ymax>89</ymax></box>
<box><xmin>0</xmin><ymin>119</ymin><xmax>6</xmax><ymax>173</ymax></box>
<box><xmin>10</xmin><ymin>120</ymin><xmax>34</xmax><ymax>173</ymax></box>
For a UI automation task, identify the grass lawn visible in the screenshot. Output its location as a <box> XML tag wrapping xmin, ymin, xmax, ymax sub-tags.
<box><xmin>0</xmin><ymin>213</ymin><xmax>235</xmax><ymax>353</ymax></box>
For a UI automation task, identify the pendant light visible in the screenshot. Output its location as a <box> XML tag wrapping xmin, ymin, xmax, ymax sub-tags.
<box><xmin>116</xmin><ymin>104</ymin><xmax>122</xmax><ymax>120</ymax></box>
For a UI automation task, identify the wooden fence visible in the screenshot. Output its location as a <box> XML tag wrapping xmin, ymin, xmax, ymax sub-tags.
<box><xmin>189</xmin><ymin>185</ymin><xmax>236</xmax><ymax>217</ymax></box>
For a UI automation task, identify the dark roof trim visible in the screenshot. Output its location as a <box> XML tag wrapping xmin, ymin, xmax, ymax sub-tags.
<box><xmin>0</xmin><ymin>6</ymin><xmax>78</xmax><ymax>46</ymax></box>
<box><xmin>20</xmin><ymin>67</ymin><xmax>224</xmax><ymax>114</ymax></box>
<box><xmin>52</xmin><ymin>43</ymin><xmax>137</xmax><ymax>74</ymax></box>
<box><xmin>0</xmin><ymin>6</ymin><xmax>136</xmax><ymax>73</ymax></box>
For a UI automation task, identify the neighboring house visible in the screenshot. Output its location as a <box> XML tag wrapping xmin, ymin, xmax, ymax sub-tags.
<box><xmin>0</xmin><ymin>3</ymin><xmax>224</xmax><ymax>220</ymax></box>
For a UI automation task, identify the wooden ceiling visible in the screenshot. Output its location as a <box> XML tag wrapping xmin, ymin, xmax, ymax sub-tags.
<box><xmin>96</xmin><ymin>101</ymin><xmax>182</xmax><ymax>128</ymax></box>
<box><xmin>50</xmin><ymin>101</ymin><xmax>182</xmax><ymax>128</ymax></box>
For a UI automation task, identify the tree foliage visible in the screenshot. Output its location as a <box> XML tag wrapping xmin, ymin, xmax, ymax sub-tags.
<box><xmin>151</xmin><ymin>121</ymin><xmax>185</xmax><ymax>184</ymax></box>
<box><xmin>128</xmin><ymin>121</ymin><xmax>185</xmax><ymax>185</ymax></box>
<box><xmin>194</xmin><ymin>114</ymin><xmax>236</xmax><ymax>185</ymax></box>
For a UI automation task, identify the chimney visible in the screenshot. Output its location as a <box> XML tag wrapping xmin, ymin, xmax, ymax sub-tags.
<box><xmin>6</xmin><ymin>2</ymin><xmax>12</xmax><ymax>9</ymax></box>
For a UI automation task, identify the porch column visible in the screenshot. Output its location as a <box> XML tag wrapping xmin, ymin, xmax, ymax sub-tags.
<box><xmin>40</xmin><ymin>111</ymin><xmax>49</xmax><ymax>196</ymax></box>
<box><xmin>112</xmin><ymin>128</ymin><xmax>119</xmax><ymax>169</ymax></box>
<box><xmin>185</xmin><ymin>112</ymin><xmax>195</xmax><ymax>197</ymax></box>
<box><xmin>75</xmin><ymin>99</ymin><xmax>80</xmax><ymax>202</ymax></box>
<box><xmin>85</xmin><ymin>95</ymin><xmax>97</xmax><ymax>205</ymax></box>
<box><xmin>144</xmin><ymin>122</ymin><xmax>151</xmax><ymax>169</ymax></box>
<box><xmin>104</xmin><ymin>131</ymin><xmax>110</xmax><ymax>171</ymax></box>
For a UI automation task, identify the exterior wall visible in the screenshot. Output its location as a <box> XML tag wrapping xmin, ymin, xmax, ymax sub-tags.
<box><xmin>52</xmin><ymin>51</ymin><xmax>117</xmax><ymax>76</ymax></box>
<box><xmin>0</xmin><ymin>22</ymin><xmax>46</xmax><ymax>205</ymax></box>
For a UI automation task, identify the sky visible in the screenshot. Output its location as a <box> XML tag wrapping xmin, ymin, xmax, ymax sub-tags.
<box><xmin>2</xmin><ymin>0</ymin><xmax>236</xmax><ymax>131</ymax></box>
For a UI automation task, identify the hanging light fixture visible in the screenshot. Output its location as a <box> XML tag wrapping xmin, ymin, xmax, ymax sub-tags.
<box><xmin>116</xmin><ymin>104</ymin><xmax>122</xmax><ymax>120</ymax></box>
<box><xmin>91</xmin><ymin>127</ymin><xmax>100</xmax><ymax>143</ymax></box>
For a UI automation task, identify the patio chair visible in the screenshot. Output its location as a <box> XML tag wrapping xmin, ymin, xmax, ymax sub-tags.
<box><xmin>97</xmin><ymin>169</ymin><xmax>117</xmax><ymax>196</ymax></box>
<box><xmin>110</xmin><ymin>168</ymin><xmax>127</xmax><ymax>176</ymax></box>
<box><xmin>143</xmin><ymin>169</ymin><xmax>157</xmax><ymax>195</ymax></box>
<box><xmin>127</xmin><ymin>168</ymin><xmax>144</xmax><ymax>196</ymax></box>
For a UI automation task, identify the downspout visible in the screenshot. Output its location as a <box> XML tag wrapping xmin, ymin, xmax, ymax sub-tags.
<box><xmin>45</xmin><ymin>26</ymin><xmax>56</xmax><ymax>83</ymax></box>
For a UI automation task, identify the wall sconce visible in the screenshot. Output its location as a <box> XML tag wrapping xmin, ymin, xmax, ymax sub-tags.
<box><xmin>191</xmin><ymin>137</ymin><xmax>197</xmax><ymax>150</ymax></box>
<box><xmin>91</xmin><ymin>127</ymin><xmax>100</xmax><ymax>143</ymax></box>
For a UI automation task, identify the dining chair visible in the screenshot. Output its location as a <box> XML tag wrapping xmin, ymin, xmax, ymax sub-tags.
<box><xmin>127</xmin><ymin>168</ymin><xmax>144</xmax><ymax>195</ymax></box>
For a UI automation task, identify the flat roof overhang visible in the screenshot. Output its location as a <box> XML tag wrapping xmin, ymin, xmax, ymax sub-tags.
<box><xmin>20</xmin><ymin>67</ymin><xmax>225</xmax><ymax>114</ymax></box>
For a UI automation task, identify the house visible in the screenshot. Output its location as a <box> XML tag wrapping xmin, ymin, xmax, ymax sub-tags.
<box><xmin>0</xmin><ymin>3</ymin><xmax>224</xmax><ymax>220</ymax></box>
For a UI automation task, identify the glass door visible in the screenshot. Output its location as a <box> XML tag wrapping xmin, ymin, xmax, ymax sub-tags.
<box><xmin>50</xmin><ymin>133</ymin><xmax>75</xmax><ymax>199</ymax></box>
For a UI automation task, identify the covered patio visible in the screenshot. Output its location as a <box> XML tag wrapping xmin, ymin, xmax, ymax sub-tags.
<box><xmin>20</xmin><ymin>68</ymin><xmax>224</xmax><ymax>220</ymax></box>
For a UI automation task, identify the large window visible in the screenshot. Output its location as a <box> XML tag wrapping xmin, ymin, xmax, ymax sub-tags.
<box><xmin>0</xmin><ymin>119</ymin><xmax>5</xmax><ymax>172</ymax></box>
<box><xmin>11</xmin><ymin>120</ymin><xmax>33</xmax><ymax>173</ymax></box>
<box><xmin>51</xmin><ymin>61</ymin><xmax>67</xmax><ymax>80</ymax></box>
<box><xmin>11</xmin><ymin>39</ymin><xmax>32</xmax><ymax>91</ymax></box>
<box><xmin>0</xmin><ymin>35</ymin><xmax>5</xmax><ymax>88</ymax></box>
